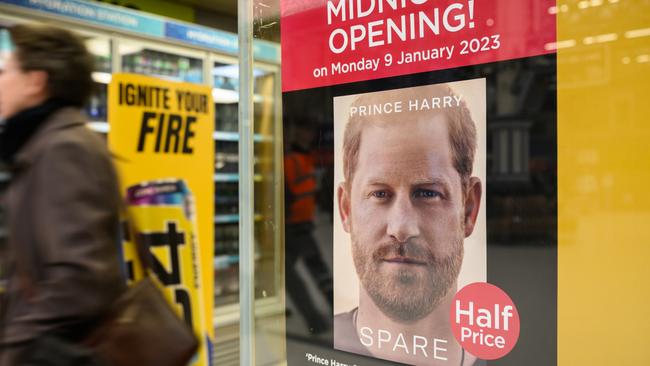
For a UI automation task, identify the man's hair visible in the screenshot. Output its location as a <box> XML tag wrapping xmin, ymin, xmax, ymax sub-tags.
<box><xmin>9</xmin><ymin>24</ymin><xmax>94</xmax><ymax>107</ymax></box>
<box><xmin>342</xmin><ymin>83</ymin><xmax>477</xmax><ymax>189</ymax></box>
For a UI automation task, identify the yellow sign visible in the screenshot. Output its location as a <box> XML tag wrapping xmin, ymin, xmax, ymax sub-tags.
<box><xmin>108</xmin><ymin>73</ymin><xmax>214</xmax><ymax>366</ymax></box>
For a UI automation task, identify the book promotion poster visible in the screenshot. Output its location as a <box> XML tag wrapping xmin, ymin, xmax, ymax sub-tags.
<box><xmin>108</xmin><ymin>73</ymin><xmax>215</xmax><ymax>365</ymax></box>
<box><xmin>281</xmin><ymin>1</ymin><xmax>557</xmax><ymax>365</ymax></box>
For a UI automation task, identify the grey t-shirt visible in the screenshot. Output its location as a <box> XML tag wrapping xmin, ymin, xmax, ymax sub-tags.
<box><xmin>333</xmin><ymin>308</ymin><xmax>372</xmax><ymax>357</ymax></box>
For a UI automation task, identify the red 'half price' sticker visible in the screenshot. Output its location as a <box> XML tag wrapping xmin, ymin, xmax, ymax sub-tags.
<box><xmin>450</xmin><ymin>282</ymin><xmax>520</xmax><ymax>360</ymax></box>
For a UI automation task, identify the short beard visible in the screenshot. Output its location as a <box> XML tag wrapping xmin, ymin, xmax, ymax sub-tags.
<box><xmin>351</xmin><ymin>232</ymin><xmax>464</xmax><ymax>323</ymax></box>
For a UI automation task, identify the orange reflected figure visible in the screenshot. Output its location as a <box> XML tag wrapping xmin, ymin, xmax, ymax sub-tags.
<box><xmin>285</xmin><ymin>124</ymin><xmax>333</xmax><ymax>334</ymax></box>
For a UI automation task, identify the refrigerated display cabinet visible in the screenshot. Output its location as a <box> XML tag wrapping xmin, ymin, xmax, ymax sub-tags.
<box><xmin>0</xmin><ymin>6</ymin><xmax>284</xmax><ymax>364</ymax></box>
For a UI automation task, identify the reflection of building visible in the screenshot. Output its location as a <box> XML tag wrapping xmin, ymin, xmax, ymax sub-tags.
<box><xmin>490</xmin><ymin>121</ymin><xmax>532</xmax><ymax>182</ymax></box>
<box><xmin>486</xmin><ymin>57</ymin><xmax>558</xmax><ymax>243</ymax></box>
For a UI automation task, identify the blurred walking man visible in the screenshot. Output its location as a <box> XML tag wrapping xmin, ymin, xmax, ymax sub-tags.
<box><xmin>0</xmin><ymin>24</ymin><xmax>124</xmax><ymax>365</ymax></box>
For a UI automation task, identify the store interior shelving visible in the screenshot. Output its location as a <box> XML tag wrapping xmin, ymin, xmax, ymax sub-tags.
<box><xmin>211</xmin><ymin>58</ymin><xmax>281</xmax><ymax>307</ymax></box>
<box><xmin>0</xmin><ymin>16</ymin><xmax>283</xmax><ymax>323</ymax></box>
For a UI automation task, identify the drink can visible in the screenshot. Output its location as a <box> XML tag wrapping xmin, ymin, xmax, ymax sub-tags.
<box><xmin>123</xmin><ymin>178</ymin><xmax>209</xmax><ymax>365</ymax></box>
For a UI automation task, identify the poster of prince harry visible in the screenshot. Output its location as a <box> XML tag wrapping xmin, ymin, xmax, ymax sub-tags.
<box><xmin>333</xmin><ymin>79</ymin><xmax>487</xmax><ymax>366</ymax></box>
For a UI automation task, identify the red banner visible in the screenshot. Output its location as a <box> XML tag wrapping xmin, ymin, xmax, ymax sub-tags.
<box><xmin>281</xmin><ymin>0</ymin><xmax>556</xmax><ymax>91</ymax></box>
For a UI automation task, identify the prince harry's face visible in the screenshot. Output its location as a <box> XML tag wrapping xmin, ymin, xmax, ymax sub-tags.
<box><xmin>338</xmin><ymin>113</ymin><xmax>480</xmax><ymax>322</ymax></box>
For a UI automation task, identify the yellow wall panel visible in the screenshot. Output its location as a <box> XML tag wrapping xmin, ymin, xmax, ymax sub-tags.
<box><xmin>558</xmin><ymin>0</ymin><xmax>650</xmax><ymax>364</ymax></box>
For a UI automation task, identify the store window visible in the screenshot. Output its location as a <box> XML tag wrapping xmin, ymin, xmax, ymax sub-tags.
<box><xmin>0</xmin><ymin>0</ymin><xmax>648</xmax><ymax>365</ymax></box>
<box><xmin>244</xmin><ymin>0</ymin><xmax>650</xmax><ymax>366</ymax></box>
<box><xmin>212</xmin><ymin>59</ymin><xmax>282</xmax><ymax>308</ymax></box>
<box><xmin>0</xmin><ymin>2</ymin><xmax>283</xmax><ymax>364</ymax></box>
